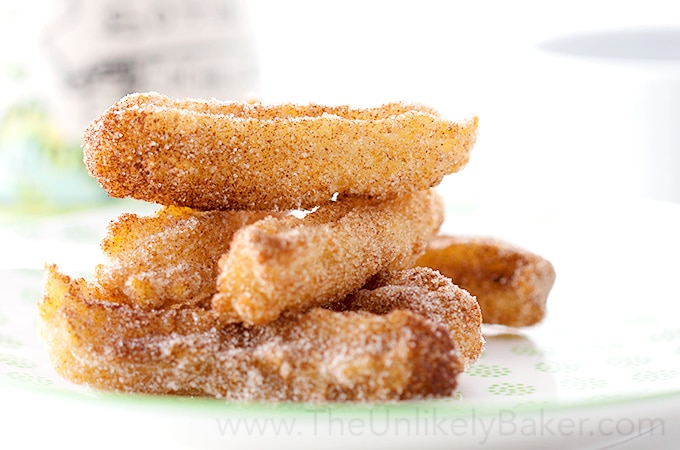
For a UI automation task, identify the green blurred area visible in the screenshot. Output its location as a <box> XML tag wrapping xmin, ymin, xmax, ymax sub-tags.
<box><xmin>0</xmin><ymin>101</ymin><xmax>111</xmax><ymax>214</ymax></box>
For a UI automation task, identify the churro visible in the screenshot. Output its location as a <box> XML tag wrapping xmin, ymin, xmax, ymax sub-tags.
<box><xmin>334</xmin><ymin>267</ymin><xmax>484</xmax><ymax>367</ymax></box>
<box><xmin>212</xmin><ymin>189</ymin><xmax>444</xmax><ymax>325</ymax></box>
<box><xmin>415</xmin><ymin>235</ymin><xmax>556</xmax><ymax>326</ymax></box>
<box><xmin>83</xmin><ymin>92</ymin><xmax>478</xmax><ymax>210</ymax></box>
<box><xmin>40</xmin><ymin>265</ymin><xmax>464</xmax><ymax>401</ymax></box>
<box><xmin>95</xmin><ymin>206</ymin><xmax>279</xmax><ymax>309</ymax></box>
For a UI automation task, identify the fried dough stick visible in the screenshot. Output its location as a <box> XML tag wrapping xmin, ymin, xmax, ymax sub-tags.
<box><xmin>332</xmin><ymin>267</ymin><xmax>484</xmax><ymax>367</ymax></box>
<box><xmin>414</xmin><ymin>235</ymin><xmax>556</xmax><ymax>327</ymax></box>
<box><xmin>83</xmin><ymin>92</ymin><xmax>478</xmax><ymax>210</ymax></box>
<box><xmin>94</xmin><ymin>206</ymin><xmax>280</xmax><ymax>309</ymax></box>
<box><xmin>39</xmin><ymin>265</ymin><xmax>464</xmax><ymax>401</ymax></box>
<box><xmin>212</xmin><ymin>189</ymin><xmax>444</xmax><ymax>325</ymax></box>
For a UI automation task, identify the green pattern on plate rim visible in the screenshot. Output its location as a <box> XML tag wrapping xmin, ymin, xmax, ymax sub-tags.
<box><xmin>488</xmin><ymin>383</ymin><xmax>537</xmax><ymax>397</ymax></box>
<box><xmin>0</xmin><ymin>333</ymin><xmax>22</xmax><ymax>349</ymax></box>
<box><xmin>4</xmin><ymin>371</ymin><xmax>53</xmax><ymax>387</ymax></box>
<box><xmin>465</xmin><ymin>364</ymin><xmax>511</xmax><ymax>378</ymax></box>
<box><xmin>559</xmin><ymin>377</ymin><xmax>609</xmax><ymax>390</ymax></box>
<box><xmin>0</xmin><ymin>353</ymin><xmax>37</xmax><ymax>369</ymax></box>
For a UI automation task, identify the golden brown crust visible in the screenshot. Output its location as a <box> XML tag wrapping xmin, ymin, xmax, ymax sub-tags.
<box><xmin>82</xmin><ymin>92</ymin><xmax>478</xmax><ymax>210</ymax></box>
<box><xmin>39</xmin><ymin>265</ymin><xmax>464</xmax><ymax>401</ymax></box>
<box><xmin>414</xmin><ymin>235</ymin><xmax>556</xmax><ymax>327</ymax></box>
<box><xmin>334</xmin><ymin>267</ymin><xmax>484</xmax><ymax>367</ymax></box>
<box><xmin>40</xmin><ymin>93</ymin><xmax>495</xmax><ymax>402</ymax></box>
<box><xmin>212</xmin><ymin>189</ymin><xmax>444</xmax><ymax>325</ymax></box>
<box><xmin>94</xmin><ymin>206</ymin><xmax>280</xmax><ymax>309</ymax></box>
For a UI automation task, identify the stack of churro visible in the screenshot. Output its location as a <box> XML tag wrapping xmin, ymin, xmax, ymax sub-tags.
<box><xmin>39</xmin><ymin>92</ymin><xmax>554</xmax><ymax>402</ymax></box>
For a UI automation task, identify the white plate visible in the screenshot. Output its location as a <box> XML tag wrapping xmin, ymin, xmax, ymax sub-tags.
<box><xmin>1</xmin><ymin>198</ymin><xmax>679</xmax><ymax>449</ymax></box>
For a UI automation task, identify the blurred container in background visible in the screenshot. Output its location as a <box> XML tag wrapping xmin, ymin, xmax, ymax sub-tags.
<box><xmin>0</xmin><ymin>0</ymin><xmax>259</xmax><ymax>211</ymax></box>
<box><xmin>535</xmin><ymin>27</ymin><xmax>680</xmax><ymax>204</ymax></box>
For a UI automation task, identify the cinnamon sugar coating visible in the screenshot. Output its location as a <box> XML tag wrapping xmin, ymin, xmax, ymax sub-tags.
<box><xmin>212</xmin><ymin>189</ymin><xmax>444</xmax><ymax>325</ymax></box>
<box><xmin>37</xmin><ymin>93</ymin><xmax>503</xmax><ymax>402</ymax></box>
<box><xmin>415</xmin><ymin>235</ymin><xmax>556</xmax><ymax>326</ymax></box>
<box><xmin>39</xmin><ymin>265</ymin><xmax>464</xmax><ymax>401</ymax></box>
<box><xmin>335</xmin><ymin>267</ymin><xmax>484</xmax><ymax>367</ymax></box>
<box><xmin>82</xmin><ymin>92</ymin><xmax>478</xmax><ymax>210</ymax></box>
<box><xmin>94</xmin><ymin>206</ymin><xmax>280</xmax><ymax>309</ymax></box>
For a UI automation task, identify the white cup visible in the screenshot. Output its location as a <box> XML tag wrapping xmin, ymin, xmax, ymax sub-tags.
<box><xmin>535</xmin><ymin>27</ymin><xmax>680</xmax><ymax>204</ymax></box>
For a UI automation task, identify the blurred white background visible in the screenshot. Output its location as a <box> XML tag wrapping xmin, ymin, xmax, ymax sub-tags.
<box><xmin>246</xmin><ymin>0</ymin><xmax>680</xmax><ymax>204</ymax></box>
